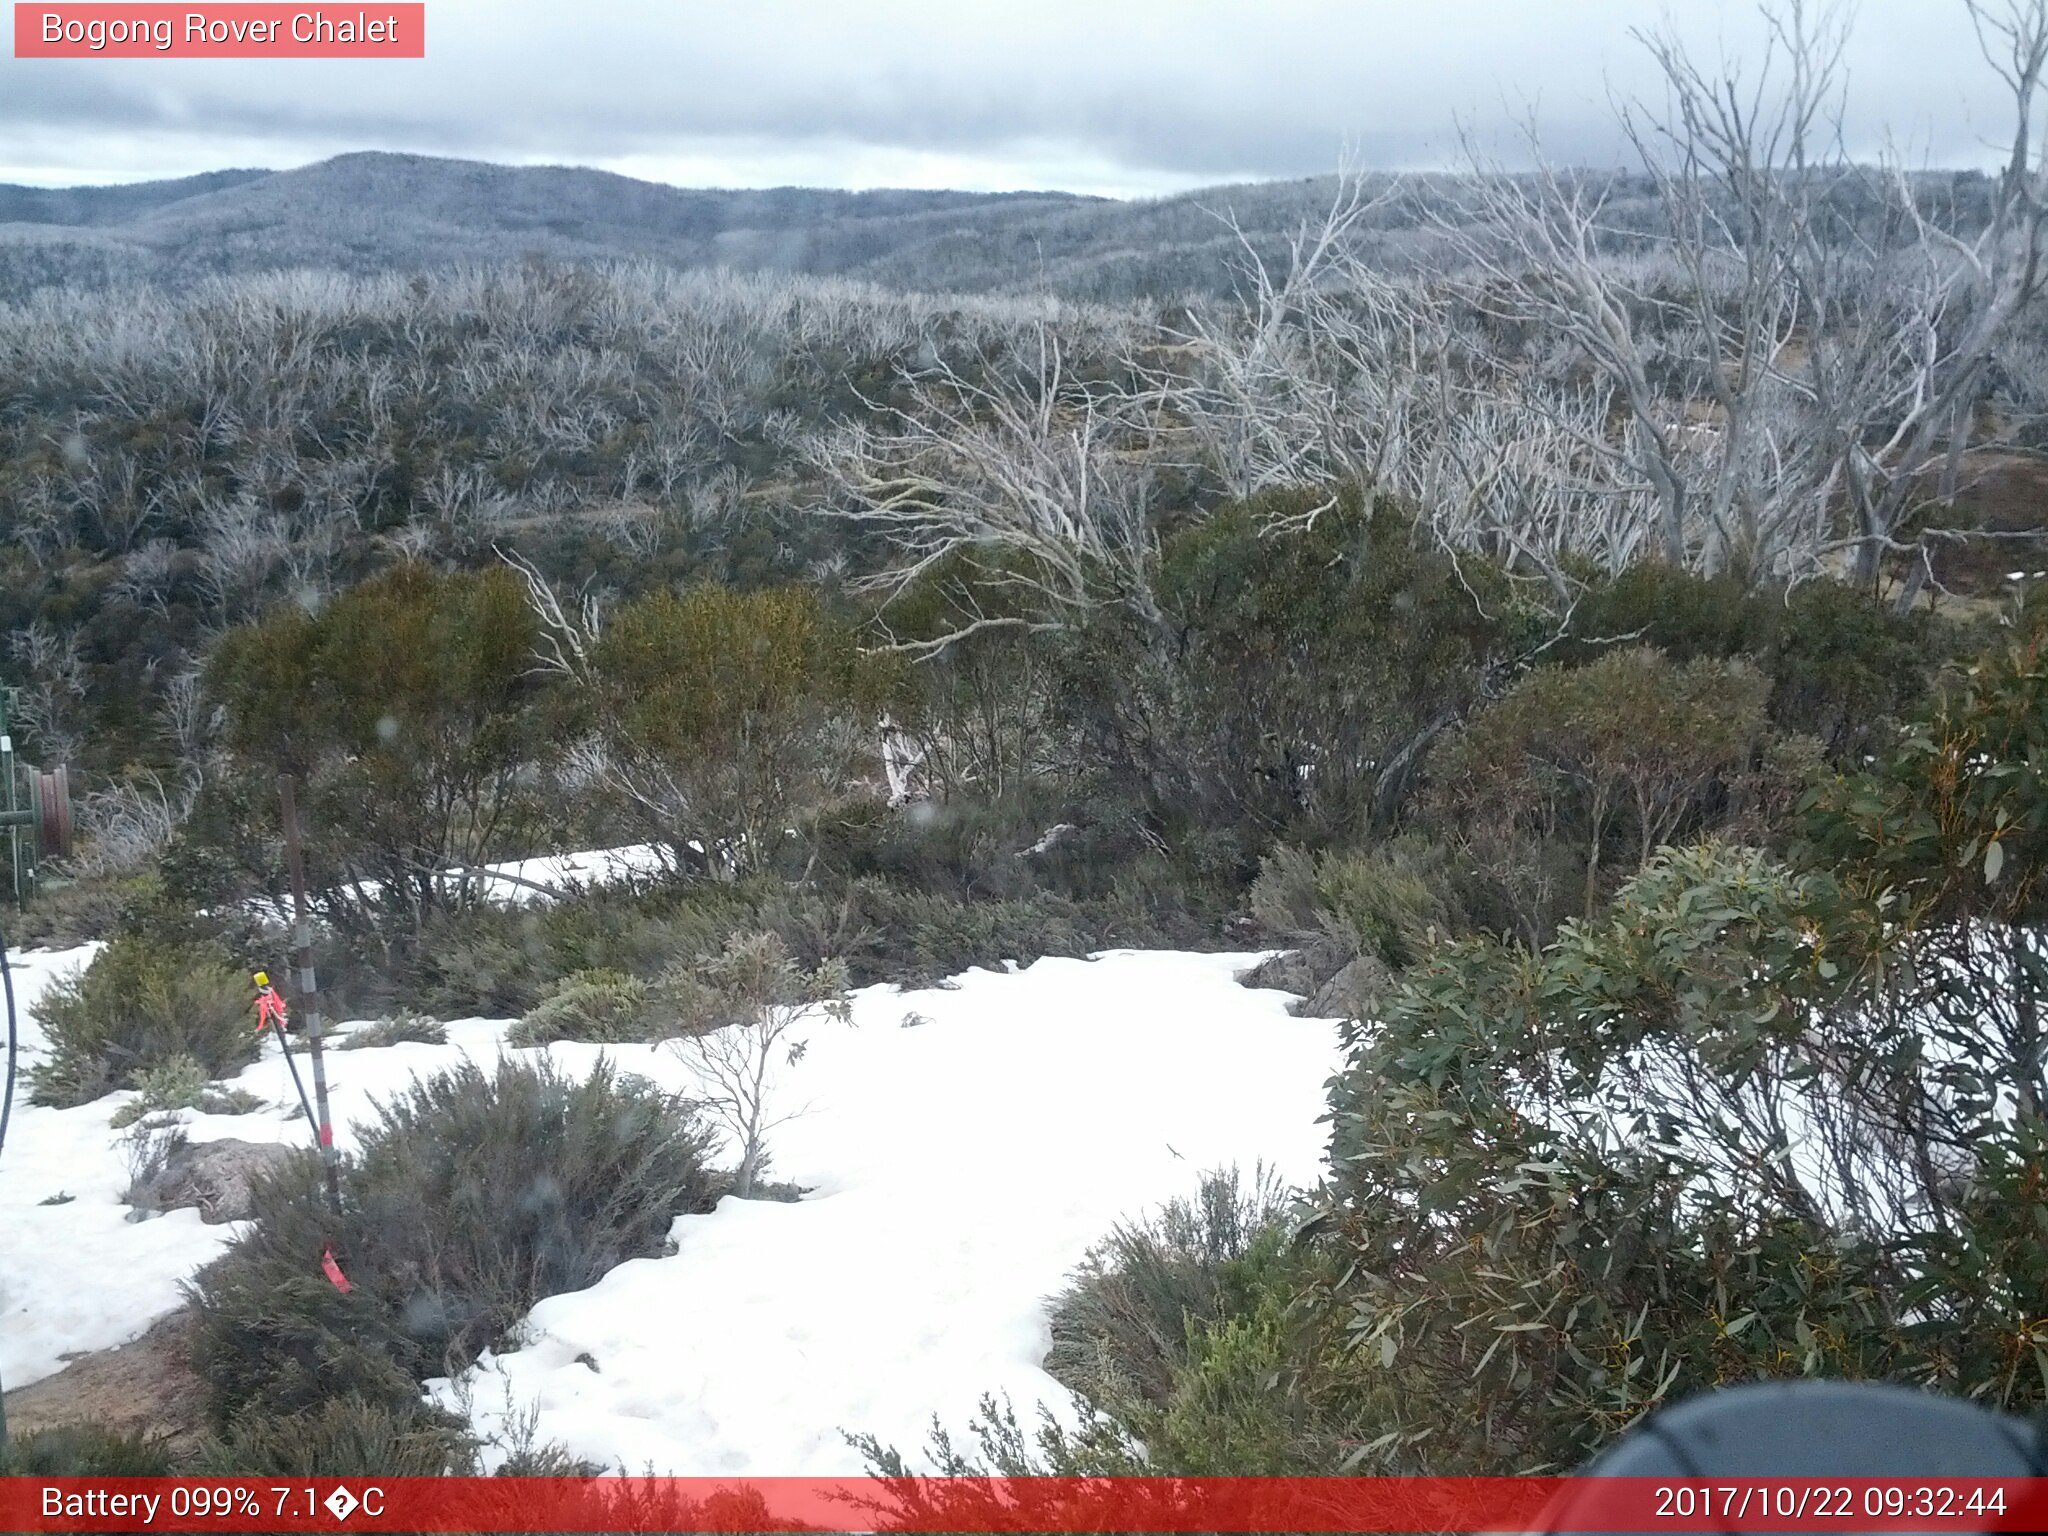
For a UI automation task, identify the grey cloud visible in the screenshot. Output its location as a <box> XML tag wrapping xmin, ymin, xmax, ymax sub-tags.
<box><xmin>0</xmin><ymin>1</ymin><xmax>2009</xmax><ymax>193</ymax></box>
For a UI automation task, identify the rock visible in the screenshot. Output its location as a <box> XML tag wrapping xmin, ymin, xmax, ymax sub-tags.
<box><xmin>1302</xmin><ymin>954</ymin><xmax>1394</xmax><ymax>1021</ymax></box>
<box><xmin>1240</xmin><ymin>948</ymin><xmax>1317</xmax><ymax>996</ymax></box>
<box><xmin>1240</xmin><ymin>942</ymin><xmax>1389</xmax><ymax>1020</ymax></box>
<box><xmin>132</xmin><ymin>1138</ymin><xmax>295</xmax><ymax>1224</ymax></box>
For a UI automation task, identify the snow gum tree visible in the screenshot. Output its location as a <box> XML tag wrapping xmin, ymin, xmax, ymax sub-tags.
<box><xmin>202</xmin><ymin>562</ymin><xmax>547</xmax><ymax>929</ymax></box>
<box><xmin>1426</xmin><ymin>648</ymin><xmax>1773</xmax><ymax>924</ymax></box>
<box><xmin>569</xmin><ymin>584</ymin><xmax>893</xmax><ymax>875</ymax></box>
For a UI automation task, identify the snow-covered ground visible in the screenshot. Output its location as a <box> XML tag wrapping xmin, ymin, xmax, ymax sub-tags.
<box><xmin>472</xmin><ymin>842</ymin><xmax>671</xmax><ymax>899</ymax></box>
<box><xmin>0</xmin><ymin>939</ymin><xmax>1341</xmax><ymax>1473</ymax></box>
<box><xmin>245</xmin><ymin>842</ymin><xmax>673</xmax><ymax>922</ymax></box>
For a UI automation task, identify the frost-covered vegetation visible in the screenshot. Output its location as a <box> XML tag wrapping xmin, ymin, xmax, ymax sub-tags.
<box><xmin>8</xmin><ymin>0</ymin><xmax>2048</xmax><ymax>1484</ymax></box>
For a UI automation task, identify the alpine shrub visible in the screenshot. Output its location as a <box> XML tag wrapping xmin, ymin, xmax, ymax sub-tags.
<box><xmin>508</xmin><ymin>968</ymin><xmax>665</xmax><ymax>1047</ymax></box>
<box><xmin>108</xmin><ymin>1054</ymin><xmax>264</xmax><ymax>1128</ymax></box>
<box><xmin>0</xmin><ymin>1423</ymin><xmax>175</xmax><ymax>1475</ymax></box>
<box><xmin>199</xmin><ymin>1397</ymin><xmax>479</xmax><ymax>1477</ymax></box>
<box><xmin>187</xmin><ymin>1055</ymin><xmax>719</xmax><ymax>1427</ymax></box>
<box><xmin>1045</xmin><ymin>1166</ymin><xmax>1295</xmax><ymax>1417</ymax></box>
<box><xmin>339</xmin><ymin>1010</ymin><xmax>449</xmax><ymax>1050</ymax></box>
<box><xmin>29</xmin><ymin>932</ymin><xmax>255</xmax><ymax>1107</ymax></box>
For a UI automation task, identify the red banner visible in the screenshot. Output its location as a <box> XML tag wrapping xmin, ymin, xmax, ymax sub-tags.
<box><xmin>13</xmin><ymin>5</ymin><xmax>425</xmax><ymax>58</ymax></box>
<box><xmin>4</xmin><ymin>1476</ymin><xmax>2047</xmax><ymax>1532</ymax></box>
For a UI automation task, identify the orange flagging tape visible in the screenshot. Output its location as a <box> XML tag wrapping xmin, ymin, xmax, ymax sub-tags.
<box><xmin>320</xmin><ymin>1246</ymin><xmax>352</xmax><ymax>1293</ymax></box>
<box><xmin>255</xmin><ymin>987</ymin><xmax>289</xmax><ymax>1034</ymax></box>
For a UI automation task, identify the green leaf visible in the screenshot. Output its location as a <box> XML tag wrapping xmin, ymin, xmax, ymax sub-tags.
<box><xmin>1986</xmin><ymin>839</ymin><xmax>2006</xmax><ymax>884</ymax></box>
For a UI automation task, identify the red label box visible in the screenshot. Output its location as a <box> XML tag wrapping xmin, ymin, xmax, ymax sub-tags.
<box><xmin>14</xmin><ymin>3</ymin><xmax>425</xmax><ymax>57</ymax></box>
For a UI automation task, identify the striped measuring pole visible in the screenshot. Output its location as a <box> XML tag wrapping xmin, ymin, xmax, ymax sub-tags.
<box><xmin>277</xmin><ymin>775</ymin><xmax>343</xmax><ymax>1212</ymax></box>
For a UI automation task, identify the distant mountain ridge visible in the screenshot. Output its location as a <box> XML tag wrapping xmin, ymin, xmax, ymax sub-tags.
<box><xmin>0</xmin><ymin>151</ymin><xmax>1119</xmax><ymax>299</ymax></box>
<box><xmin>0</xmin><ymin>150</ymin><xmax>1990</xmax><ymax>308</ymax></box>
<box><xmin>0</xmin><ymin>166</ymin><xmax>272</xmax><ymax>227</ymax></box>
<box><xmin>0</xmin><ymin>149</ymin><xmax>1435</xmax><ymax>303</ymax></box>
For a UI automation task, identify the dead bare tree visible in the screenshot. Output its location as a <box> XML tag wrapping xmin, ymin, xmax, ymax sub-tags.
<box><xmin>7</xmin><ymin>620</ymin><xmax>90</xmax><ymax>765</ymax></box>
<box><xmin>1436</xmin><ymin>0</ymin><xmax>2048</xmax><ymax>591</ymax></box>
<box><xmin>498</xmin><ymin>545</ymin><xmax>605</xmax><ymax>680</ymax></box>
<box><xmin>811</xmin><ymin>326</ymin><xmax>1162</xmax><ymax>653</ymax></box>
<box><xmin>63</xmin><ymin>771</ymin><xmax>184</xmax><ymax>879</ymax></box>
<box><xmin>1843</xmin><ymin>0</ymin><xmax>2048</xmax><ymax>596</ymax></box>
<box><xmin>191</xmin><ymin>494</ymin><xmax>289</xmax><ymax>626</ymax></box>
<box><xmin>1145</xmin><ymin>168</ymin><xmax>1415</xmax><ymax>510</ymax></box>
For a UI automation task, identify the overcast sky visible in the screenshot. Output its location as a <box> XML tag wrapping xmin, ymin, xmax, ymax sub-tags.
<box><xmin>0</xmin><ymin>2</ymin><xmax>2014</xmax><ymax>197</ymax></box>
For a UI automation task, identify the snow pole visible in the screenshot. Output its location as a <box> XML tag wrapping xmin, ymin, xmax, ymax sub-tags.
<box><xmin>277</xmin><ymin>776</ymin><xmax>343</xmax><ymax>1215</ymax></box>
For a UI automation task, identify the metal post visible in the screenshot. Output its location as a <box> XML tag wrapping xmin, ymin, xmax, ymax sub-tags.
<box><xmin>278</xmin><ymin>775</ymin><xmax>343</xmax><ymax>1212</ymax></box>
<box><xmin>0</xmin><ymin>688</ymin><xmax>73</xmax><ymax>910</ymax></box>
<box><xmin>2</xmin><ymin>690</ymin><xmax>24</xmax><ymax>909</ymax></box>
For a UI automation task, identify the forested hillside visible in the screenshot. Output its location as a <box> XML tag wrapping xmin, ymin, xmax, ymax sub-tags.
<box><xmin>17</xmin><ymin>147</ymin><xmax>1996</xmax><ymax>307</ymax></box>
<box><xmin>0</xmin><ymin>151</ymin><xmax>1344</xmax><ymax>301</ymax></box>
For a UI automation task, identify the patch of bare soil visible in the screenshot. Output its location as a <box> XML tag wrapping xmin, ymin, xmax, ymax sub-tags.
<box><xmin>1928</xmin><ymin>448</ymin><xmax>2048</xmax><ymax>598</ymax></box>
<box><xmin>2</xmin><ymin>1309</ymin><xmax>208</xmax><ymax>1458</ymax></box>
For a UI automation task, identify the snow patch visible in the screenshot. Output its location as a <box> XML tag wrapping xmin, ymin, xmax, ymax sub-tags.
<box><xmin>3</xmin><ymin>939</ymin><xmax>1340</xmax><ymax>1480</ymax></box>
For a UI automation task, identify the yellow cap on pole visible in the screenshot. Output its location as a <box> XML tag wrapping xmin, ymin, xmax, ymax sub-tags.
<box><xmin>253</xmin><ymin>971</ymin><xmax>270</xmax><ymax>988</ymax></box>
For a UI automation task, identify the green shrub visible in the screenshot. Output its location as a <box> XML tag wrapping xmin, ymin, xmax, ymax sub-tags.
<box><xmin>0</xmin><ymin>1423</ymin><xmax>175</xmax><ymax>1475</ymax></box>
<box><xmin>1319</xmin><ymin>848</ymin><xmax>1912</xmax><ymax>1473</ymax></box>
<box><xmin>1247</xmin><ymin>839</ymin><xmax>1464</xmax><ymax>1013</ymax></box>
<box><xmin>403</xmin><ymin>914</ymin><xmax>548</xmax><ymax>1016</ymax></box>
<box><xmin>1251</xmin><ymin>841</ymin><xmax>1454</xmax><ymax>967</ymax></box>
<box><xmin>2</xmin><ymin>871</ymin><xmax>149</xmax><ymax>950</ymax></box>
<box><xmin>1139</xmin><ymin>1294</ymin><xmax>1368</xmax><ymax>1475</ymax></box>
<box><xmin>199</xmin><ymin>1396</ymin><xmax>479</xmax><ymax>1477</ymax></box>
<box><xmin>508</xmin><ymin>968</ymin><xmax>664</xmax><ymax>1047</ymax></box>
<box><xmin>1424</xmin><ymin>647</ymin><xmax>1771</xmax><ymax>934</ymax></box>
<box><xmin>339</xmin><ymin>1010</ymin><xmax>449</xmax><ymax>1050</ymax></box>
<box><xmin>204</xmin><ymin>563</ymin><xmax>549</xmax><ymax>934</ymax></box>
<box><xmin>406</xmin><ymin>881</ymin><xmax>774</xmax><ymax>1017</ymax></box>
<box><xmin>1764</xmin><ymin>579</ymin><xmax>1949</xmax><ymax>757</ymax></box>
<box><xmin>586</xmin><ymin>582</ymin><xmax>887</xmax><ymax>876</ymax></box>
<box><xmin>1566</xmin><ymin>563</ymin><xmax>1768</xmax><ymax>665</ymax></box>
<box><xmin>1045</xmin><ymin>1166</ymin><xmax>1295</xmax><ymax>1418</ymax></box>
<box><xmin>188</xmin><ymin>1056</ymin><xmax>718</xmax><ymax>1427</ymax></box>
<box><xmin>30</xmin><ymin>932</ymin><xmax>257</xmax><ymax>1108</ymax></box>
<box><xmin>406</xmin><ymin>869</ymin><xmax>1137</xmax><ymax>1019</ymax></box>
<box><xmin>184</xmin><ymin>1157</ymin><xmax>425</xmax><ymax>1426</ymax></box>
<box><xmin>839</xmin><ymin>881</ymin><xmax>1092</xmax><ymax>984</ymax></box>
<box><xmin>1120</xmin><ymin>488</ymin><xmax>1528</xmax><ymax>841</ymax></box>
<box><xmin>108</xmin><ymin>1055</ymin><xmax>207</xmax><ymax>1129</ymax></box>
<box><xmin>109</xmin><ymin>1054</ymin><xmax>265</xmax><ymax>1128</ymax></box>
<box><xmin>1566</xmin><ymin>564</ymin><xmax>1957</xmax><ymax>759</ymax></box>
<box><xmin>859</xmin><ymin>1279</ymin><xmax>1378</xmax><ymax>1482</ymax></box>
<box><xmin>1311</xmin><ymin>846</ymin><xmax>1453</xmax><ymax>971</ymax></box>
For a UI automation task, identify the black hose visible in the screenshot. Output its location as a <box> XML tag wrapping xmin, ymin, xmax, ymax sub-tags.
<box><xmin>0</xmin><ymin>912</ymin><xmax>16</xmax><ymax>1461</ymax></box>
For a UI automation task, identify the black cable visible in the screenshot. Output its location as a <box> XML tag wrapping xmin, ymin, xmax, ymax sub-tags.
<box><xmin>0</xmin><ymin>911</ymin><xmax>16</xmax><ymax>1463</ymax></box>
